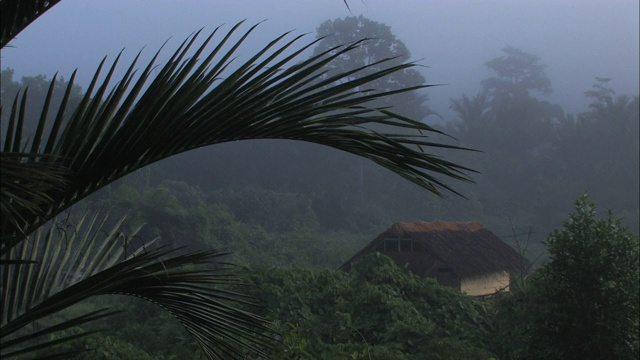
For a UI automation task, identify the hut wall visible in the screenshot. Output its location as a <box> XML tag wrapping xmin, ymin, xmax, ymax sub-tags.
<box><xmin>460</xmin><ymin>271</ymin><xmax>510</xmax><ymax>296</ymax></box>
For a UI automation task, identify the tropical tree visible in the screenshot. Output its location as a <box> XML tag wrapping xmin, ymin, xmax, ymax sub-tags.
<box><xmin>0</xmin><ymin>2</ymin><xmax>473</xmax><ymax>359</ymax></box>
<box><xmin>448</xmin><ymin>93</ymin><xmax>489</xmax><ymax>138</ymax></box>
<box><xmin>482</xmin><ymin>45</ymin><xmax>552</xmax><ymax>103</ymax></box>
<box><xmin>445</xmin><ymin>47</ymin><xmax>565</xmax><ymax>230</ymax></box>
<box><xmin>312</xmin><ymin>15</ymin><xmax>435</xmax><ymax>121</ymax></box>
<box><xmin>548</xmin><ymin>79</ymin><xmax>640</xmax><ymax>230</ymax></box>
<box><xmin>493</xmin><ymin>194</ymin><xmax>640</xmax><ymax>360</ymax></box>
<box><xmin>0</xmin><ymin>69</ymin><xmax>84</xmax><ymax>132</ymax></box>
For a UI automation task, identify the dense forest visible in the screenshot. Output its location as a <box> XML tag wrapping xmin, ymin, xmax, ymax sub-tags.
<box><xmin>5</xmin><ymin>16</ymin><xmax>636</xmax><ymax>255</ymax></box>
<box><xmin>2</xmin><ymin>12</ymin><xmax>638</xmax><ymax>360</ymax></box>
<box><xmin>11</xmin><ymin>196</ymin><xmax>640</xmax><ymax>359</ymax></box>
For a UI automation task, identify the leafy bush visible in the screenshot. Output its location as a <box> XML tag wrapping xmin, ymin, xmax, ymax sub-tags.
<box><xmin>494</xmin><ymin>194</ymin><xmax>640</xmax><ymax>359</ymax></box>
<box><xmin>243</xmin><ymin>253</ymin><xmax>495</xmax><ymax>359</ymax></box>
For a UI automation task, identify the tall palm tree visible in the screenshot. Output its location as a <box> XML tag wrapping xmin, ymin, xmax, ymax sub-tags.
<box><xmin>1</xmin><ymin>1</ymin><xmax>474</xmax><ymax>358</ymax></box>
<box><xmin>449</xmin><ymin>93</ymin><xmax>490</xmax><ymax>135</ymax></box>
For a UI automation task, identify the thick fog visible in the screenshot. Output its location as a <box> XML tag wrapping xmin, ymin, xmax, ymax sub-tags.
<box><xmin>2</xmin><ymin>0</ymin><xmax>638</xmax><ymax>239</ymax></box>
<box><xmin>3</xmin><ymin>0</ymin><xmax>638</xmax><ymax>120</ymax></box>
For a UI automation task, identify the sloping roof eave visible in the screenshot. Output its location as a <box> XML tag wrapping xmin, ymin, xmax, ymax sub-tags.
<box><xmin>340</xmin><ymin>220</ymin><xmax>528</xmax><ymax>279</ymax></box>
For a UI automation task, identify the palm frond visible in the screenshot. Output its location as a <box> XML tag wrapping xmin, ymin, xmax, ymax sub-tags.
<box><xmin>0</xmin><ymin>0</ymin><xmax>62</xmax><ymax>48</ymax></box>
<box><xmin>0</xmin><ymin>152</ymin><xmax>69</xmax><ymax>246</ymax></box>
<box><xmin>1</xmin><ymin>23</ymin><xmax>474</xmax><ymax>251</ymax></box>
<box><xmin>0</xmin><ymin>210</ymin><xmax>274</xmax><ymax>359</ymax></box>
<box><xmin>2</xmin><ymin>310</ymin><xmax>115</xmax><ymax>359</ymax></box>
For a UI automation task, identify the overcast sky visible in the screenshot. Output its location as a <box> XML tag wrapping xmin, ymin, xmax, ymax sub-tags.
<box><xmin>2</xmin><ymin>0</ymin><xmax>638</xmax><ymax>120</ymax></box>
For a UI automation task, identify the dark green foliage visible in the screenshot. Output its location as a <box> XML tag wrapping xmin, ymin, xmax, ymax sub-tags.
<box><xmin>493</xmin><ymin>194</ymin><xmax>640</xmax><ymax>359</ymax></box>
<box><xmin>209</xmin><ymin>187</ymin><xmax>320</xmax><ymax>232</ymax></box>
<box><xmin>104</xmin><ymin>302</ymin><xmax>206</xmax><ymax>359</ymax></box>
<box><xmin>34</xmin><ymin>330</ymin><xmax>155</xmax><ymax>360</ymax></box>
<box><xmin>534</xmin><ymin>194</ymin><xmax>639</xmax><ymax>359</ymax></box>
<box><xmin>92</xmin><ymin>179</ymin><xmax>372</xmax><ymax>268</ymax></box>
<box><xmin>243</xmin><ymin>253</ymin><xmax>496</xmax><ymax>359</ymax></box>
<box><xmin>17</xmin><ymin>189</ymin><xmax>636</xmax><ymax>359</ymax></box>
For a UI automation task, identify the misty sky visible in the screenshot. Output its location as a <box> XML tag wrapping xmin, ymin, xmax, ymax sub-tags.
<box><xmin>2</xmin><ymin>0</ymin><xmax>638</xmax><ymax>121</ymax></box>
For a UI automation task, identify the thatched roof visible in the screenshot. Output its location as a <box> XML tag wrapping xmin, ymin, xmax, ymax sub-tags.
<box><xmin>341</xmin><ymin>220</ymin><xmax>527</xmax><ymax>280</ymax></box>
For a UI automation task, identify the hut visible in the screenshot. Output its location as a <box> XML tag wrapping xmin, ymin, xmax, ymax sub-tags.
<box><xmin>340</xmin><ymin>220</ymin><xmax>528</xmax><ymax>296</ymax></box>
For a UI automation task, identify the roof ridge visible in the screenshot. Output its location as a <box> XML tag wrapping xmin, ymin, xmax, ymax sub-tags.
<box><xmin>394</xmin><ymin>220</ymin><xmax>485</xmax><ymax>233</ymax></box>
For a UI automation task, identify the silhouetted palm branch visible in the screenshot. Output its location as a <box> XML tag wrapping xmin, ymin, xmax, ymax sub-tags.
<box><xmin>0</xmin><ymin>0</ymin><xmax>62</xmax><ymax>48</ymax></box>
<box><xmin>1</xmin><ymin>23</ymin><xmax>473</xmax><ymax>253</ymax></box>
<box><xmin>1</xmin><ymin>210</ymin><xmax>275</xmax><ymax>359</ymax></box>
<box><xmin>1</xmin><ymin>3</ymin><xmax>474</xmax><ymax>357</ymax></box>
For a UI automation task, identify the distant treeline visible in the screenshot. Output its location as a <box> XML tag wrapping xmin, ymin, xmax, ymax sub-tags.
<box><xmin>2</xmin><ymin>18</ymin><xmax>638</xmax><ymax>257</ymax></box>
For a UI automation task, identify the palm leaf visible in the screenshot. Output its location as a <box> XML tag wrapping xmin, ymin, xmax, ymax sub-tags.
<box><xmin>2</xmin><ymin>310</ymin><xmax>116</xmax><ymax>359</ymax></box>
<box><xmin>1</xmin><ymin>23</ymin><xmax>474</xmax><ymax>252</ymax></box>
<box><xmin>0</xmin><ymin>152</ymin><xmax>69</xmax><ymax>246</ymax></box>
<box><xmin>0</xmin><ymin>0</ymin><xmax>62</xmax><ymax>48</ymax></box>
<box><xmin>1</xmin><ymin>210</ymin><xmax>274</xmax><ymax>359</ymax></box>
<box><xmin>2</xmin><ymin>15</ymin><xmax>476</xmax><ymax>359</ymax></box>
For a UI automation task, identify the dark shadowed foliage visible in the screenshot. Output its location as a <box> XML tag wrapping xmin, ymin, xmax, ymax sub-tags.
<box><xmin>1</xmin><ymin>1</ymin><xmax>473</xmax><ymax>358</ymax></box>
